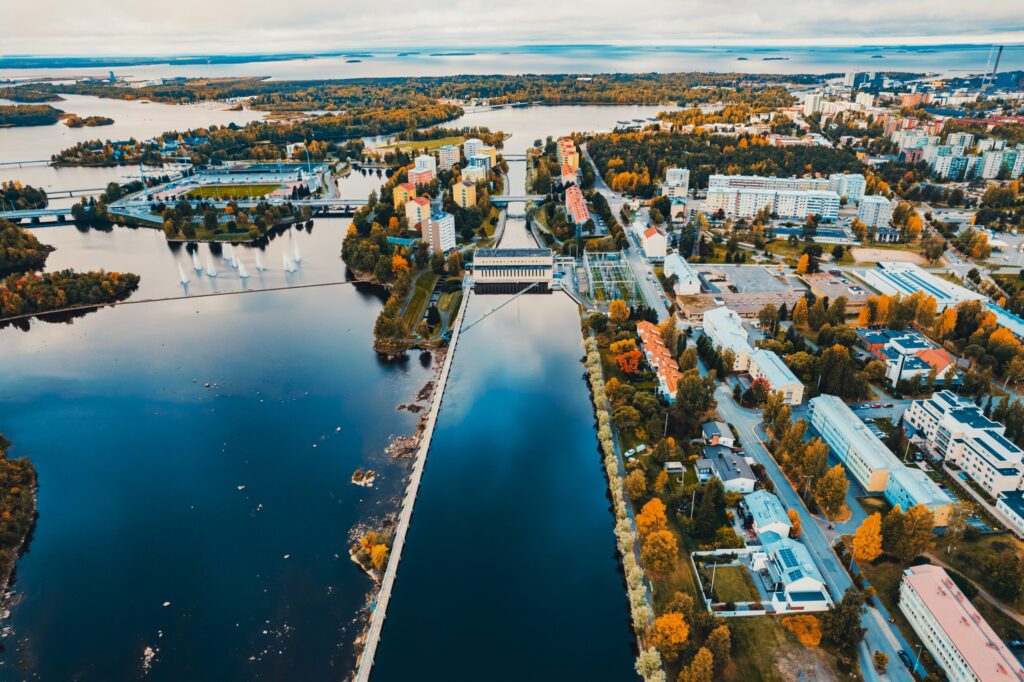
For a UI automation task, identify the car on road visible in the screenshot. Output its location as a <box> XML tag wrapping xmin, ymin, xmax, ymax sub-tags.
<box><xmin>884</xmin><ymin>402</ymin><xmax>894</xmax><ymax>408</ymax></box>
<box><xmin>897</xmin><ymin>651</ymin><xmax>912</xmax><ymax>668</ymax></box>
<box><xmin>871</xmin><ymin>403</ymin><xmax>883</xmax><ymax>408</ymax></box>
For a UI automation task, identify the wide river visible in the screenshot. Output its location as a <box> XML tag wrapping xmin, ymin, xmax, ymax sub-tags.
<box><xmin>0</xmin><ymin>100</ymin><xmax>657</xmax><ymax>679</ymax></box>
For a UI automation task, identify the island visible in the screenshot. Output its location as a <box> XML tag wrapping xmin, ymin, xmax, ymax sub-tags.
<box><xmin>63</xmin><ymin>114</ymin><xmax>115</xmax><ymax>128</ymax></box>
<box><xmin>0</xmin><ymin>433</ymin><xmax>37</xmax><ymax>597</ymax></box>
<box><xmin>0</xmin><ymin>104</ymin><xmax>63</xmax><ymax>127</ymax></box>
<box><xmin>0</xmin><ymin>268</ymin><xmax>141</xmax><ymax>320</ymax></box>
<box><xmin>1</xmin><ymin>182</ymin><xmax>48</xmax><ymax>211</ymax></box>
<box><xmin>0</xmin><ymin>217</ymin><xmax>55</xmax><ymax>274</ymax></box>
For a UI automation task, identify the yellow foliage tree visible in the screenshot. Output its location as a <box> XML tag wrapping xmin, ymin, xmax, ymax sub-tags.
<box><xmin>610</xmin><ymin>338</ymin><xmax>638</xmax><ymax>354</ymax></box>
<box><xmin>609</xmin><ymin>299</ymin><xmax>630</xmax><ymax>325</ymax></box>
<box><xmin>640</xmin><ymin>529</ymin><xmax>678</xmax><ymax>580</ymax></box>
<box><xmin>650</xmin><ymin>612</ymin><xmax>690</xmax><ymax>661</ymax></box>
<box><xmin>636</xmin><ymin>498</ymin><xmax>667</xmax><ymax>538</ymax></box>
<box><xmin>781</xmin><ymin>615</ymin><xmax>822</xmax><ymax>646</ymax></box>
<box><xmin>788</xmin><ymin>508</ymin><xmax>802</xmax><ymax>538</ymax></box>
<box><xmin>370</xmin><ymin>544</ymin><xmax>389</xmax><ymax>570</ymax></box>
<box><xmin>792</xmin><ymin>297</ymin><xmax>809</xmax><ymax>326</ymax></box>
<box><xmin>933</xmin><ymin>307</ymin><xmax>957</xmax><ymax>340</ymax></box>
<box><xmin>796</xmin><ymin>253</ymin><xmax>811</xmax><ymax>275</ymax></box>
<box><xmin>852</xmin><ymin>512</ymin><xmax>883</xmax><ymax>563</ymax></box>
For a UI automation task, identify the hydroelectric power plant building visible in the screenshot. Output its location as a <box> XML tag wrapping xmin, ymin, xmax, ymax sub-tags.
<box><xmin>470</xmin><ymin>248</ymin><xmax>554</xmax><ymax>293</ymax></box>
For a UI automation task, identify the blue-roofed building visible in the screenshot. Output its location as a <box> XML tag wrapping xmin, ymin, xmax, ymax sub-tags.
<box><xmin>861</xmin><ymin>261</ymin><xmax>985</xmax><ymax>310</ymax></box>
<box><xmin>996</xmin><ymin>490</ymin><xmax>1024</xmax><ymax>539</ymax></box>
<box><xmin>906</xmin><ymin>391</ymin><xmax>1024</xmax><ymax>497</ymax></box>
<box><xmin>884</xmin><ymin>467</ymin><xmax>954</xmax><ymax>525</ymax></box>
<box><xmin>751</xmin><ymin>534</ymin><xmax>831</xmax><ymax>612</ymax></box>
<box><xmin>743</xmin><ymin>490</ymin><xmax>792</xmax><ymax>538</ymax></box>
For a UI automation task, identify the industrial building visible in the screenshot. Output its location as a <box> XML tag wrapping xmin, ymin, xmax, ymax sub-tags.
<box><xmin>471</xmin><ymin>248</ymin><xmax>553</xmax><ymax>293</ymax></box>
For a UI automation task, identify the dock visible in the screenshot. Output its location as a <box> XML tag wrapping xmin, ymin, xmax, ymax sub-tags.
<box><xmin>354</xmin><ymin>286</ymin><xmax>472</xmax><ymax>682</ymax></box>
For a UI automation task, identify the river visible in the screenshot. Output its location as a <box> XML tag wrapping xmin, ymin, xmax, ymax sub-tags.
<box><xmin>0</xmin><ymin>100</ymin><xmax>656</xmax><ymax>679</ymax></box>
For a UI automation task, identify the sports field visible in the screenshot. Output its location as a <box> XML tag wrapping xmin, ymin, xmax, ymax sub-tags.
<box><xmin>186</xmin><ymin>184</ymin><xmax>280</xmax><ymax>199</ymax></box>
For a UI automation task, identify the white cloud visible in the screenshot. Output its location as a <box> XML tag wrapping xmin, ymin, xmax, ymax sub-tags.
<box><xmin>3</xmin><ymin>0</ymin><xmax>1023</xmax><ymax>56</ymax></box>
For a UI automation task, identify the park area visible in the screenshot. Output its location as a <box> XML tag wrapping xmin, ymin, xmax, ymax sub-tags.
<box><xmin>375</xmin><ymin>135</ymin><xmax>465</xmax><ymax>154</ymax></box>
<box><xmin>400</xmin><ymin>272</ymin><xmax>440</xmax><ymax>333</ymax></box>
<box><xmin>186</xmin><ymin>184</ymin><xmax>281</xmax><ymax>199</ymax></box>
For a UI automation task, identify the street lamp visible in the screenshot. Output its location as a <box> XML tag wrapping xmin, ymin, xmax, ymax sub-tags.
<box><xmin>911</xmin><ymin>643</ymin><xmax>923</xmax><ymax>676</ymax></box>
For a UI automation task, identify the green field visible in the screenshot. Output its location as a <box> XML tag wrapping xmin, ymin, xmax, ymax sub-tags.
<box><xmin>187</xmin><ymin>184</ymin><xmax>280</xmax><ymax>199</ymax></box>
<box><xmin>401</xmin><ymin>272</ymin><xmax>440</xmax><ymax>332</ymax></box>
<box><xmin>710</xmin><ymin>564</ymin><xmax>759</xmax><ymax>603</ymax></box>
<box><xmin>378</xmin><ymin>135</ymin><xmax>465</xmax><ymax>153</ymax></box>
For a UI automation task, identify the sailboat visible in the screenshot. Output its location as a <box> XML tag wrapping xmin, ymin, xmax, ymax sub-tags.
<box><xmin>178</xmin><ymin>263</ymin><xmax>189</xmax><ymax>285</ymax></box>
<box><xmin>255</xmin><ymin>252</ymin><xmax>266</xmax><ymax>271</ymax></box>
<box><xmin>192</xmin><ymin>250</ymin><xmax>202</xmax><ymax>271</ymax></box>
<box><xmin>239</xmin><ymin>260</ymin><xmax>250</xmax><ymax>279</ymax></box>
<box><xmin>207</xmin><ymin>255</ymin><xmax>217</xmax><ymax>277</ymax></box>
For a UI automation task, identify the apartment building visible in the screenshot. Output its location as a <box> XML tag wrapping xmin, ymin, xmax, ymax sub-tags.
<box><xmin>404</xmin><ymin>196</ymin><xmax>431</xmax><ymax>227</ymax></box>
<box><xmin>899</xmin><ymin>564</ymin><xmax>1024</xmax><ymax>682</ymax></box>
<box><xmin>392</xmin><ymin>182</ymin><xmax>416</xmax><ymax>210</ymax></box>
<box><xmin>904</xmin><ymin>391</ymin><xmax>1024</xmax><ymax>497</ymax></box>
<box><xmin>422</xmin><ymin>211</ymin><xmax>456</xmax><ymax>253</ymax></box>
<box><xmin>810</xmin><ymin>394</ymin><xmax>897</xmax><ymax>492</ymax></box>
<box><xmin>857</xmin><ymin>195</ymin><xmax>894</xmax><ymax>228</ymax></box>
<box><xmin>453</xmin><ymin>179</ymin><xmax>476</xmax><ymax>208</ymax></box>
<box><xmin>661</xmin><ymin>167</ymin><xmax>690</xmax><ymax>201</ymax></box>
<box><xmin>565</xmin><ymin>185</ymin><xmax>590</xmax><ymax>225</ymax></box>
<box><xmin>438</xmin><ymin>144</ymin><xmax>460</xmax><ymax>170</ymax></box>
<box><xmin>702</xmin><ymin>306</ymin><xmax>754</xmax><ymax>371</ymax></box>
<box><xmin>705</xmin><ymin>187</ymin><xmax>840</xmax><ymax>221</ymax></box>
<box><xmin>749</xmin><ymin>348</ymin><xmax>804</xmax><ymax>405</ymax></box>
<box><xmin>663</xmin><ymin>252</ymin><xmax>701</xmax><ymax>295</ymax></box>
<box><xmin>828</xmin><ymin>173</ymin><xmax>866</xmax><ymax>202</ymax></box>
<box><xmin>884</xmin><ymin>467</ymin><xmax>953</xmax><ymax>525</ymax></box>
<box><xmin>637</xmin><ymin>320</ymin><xmax>683</xmax><ymax>403</ymax></box>
<box><xmin>707</xmin><ymin>174</ymin><xmax>830</xmax><ymax>192</ymax></box>
<box><xmin>463</xmin><ymin>138</ymin><xmax>483</xmax><ymax>159</ymax></box>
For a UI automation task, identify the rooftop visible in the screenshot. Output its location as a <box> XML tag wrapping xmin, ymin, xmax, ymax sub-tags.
<box><xmin>810</xmin><ymin>395</ymin><xmax>901</xmax><ymax>471</ymax></box>
<box><xmin>745</xmin><ymin>490</ymin><xmax>790</xmax><ymax>531</ymax></box>
<box><xmin>751</xmin><ymin>348</ymin><xmax>803</xmax><ymax>389</ymax></box>
<box><xmin>999</xmin><ymin>490</ymin><xmax>1024</xmax><ymax>519</ymax></box>
<box><xmin>475</xmin><ymin>248</ymin><xmax>552</xmax><ymax>258</ymax></box>
<box><xmin>902</xmin><ymin>564</ymin><xmax>1024</xmax><ymax>682</ymax></box>
<box><xmin>887</xmin><ymin>467</ymin><xmax>953</xmax><ymax>508</ymax></box>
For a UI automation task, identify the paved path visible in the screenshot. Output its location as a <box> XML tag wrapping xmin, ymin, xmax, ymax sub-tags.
<box><xmin>354</xmin><ymin>288</ymin><xmax>472</xmax><ymax>682</ymax></box>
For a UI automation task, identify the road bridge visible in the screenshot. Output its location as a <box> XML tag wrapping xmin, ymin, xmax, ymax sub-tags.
<box><xmin>489</xmin><ymin>195</ymin><xmax>544</xmax><ymax>204</ymax></box>
<box><xmin>0</xmin><ymin>207</ymin><xmax>74</xmax><ymax>221</ymax></box>
<box><xmin>0</xmin><ymin>160</ymin><xmax>50</xmax><ymax>168</ymax></box>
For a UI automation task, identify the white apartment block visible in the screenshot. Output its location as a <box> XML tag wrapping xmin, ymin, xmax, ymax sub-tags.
<box><xmin>996</xmin><ymin>490</ymin><xmax>1024</xmax><ymax>539</ymax></box>
<box><xmin>663</xmin><ymin>253</ymin><xmax>701</xmax><ymax>295</ymax></box>
<box><xmin>803</xmin><ymin>93</ymin><xmax>823</xmax><ymax>116</ymax></box>
<box><xmin>946</xmin><ymin>132</ymin><xmax>975</xmax><ymax>148</ymax></box>
<box><xmin>905</xmin><ymin>391</ymin><xmax>1024</xmax><ymax>498</ymax></box>
<box><xmin>707</xmin><ymin>174</ymin><xmax>830</xmax><ymax>192</ymax></box>
<box><xmin>705</xmin><ymin>187</ymin><xmax>839</xmax><ymax>221</ymax></box>
<box><xmin>977</xmin><ymin>138</ymin><xmax>1006</xmax><ymax>152</ymax></box>
<box><xmin>828</xmin><ymin>173</ymin><xmax>866</xmax><ymax>202</ymax></box>
<box><xmin>702</xmin><ymin>306</ymin><xmax>754</xmax><ymax>371</ymax></box>
<box><xmin>423</xmin><ymin>211</ymin><xmax>456</xmax><ymax>253</ymax></box>
<box><xmin>462</xmin><ymin>138</ymin><xmax>483</xmax><ymax>159</ymax></box>
<box><xmin>414</xmin><ymin>154</ymin><xmax>437</xmax><ymax>174</ymax></box>
<box><xmin>461</xmin><ymin>164</ymin><xmax>488</xmax><ymax>183</ymax></box>
<box><xmin>810</xmin><ymin>395</ymin><xmax>899</xmax><ymax>492</ymax></box>
<box><xmin>900</xmin><ymin>564</ymin><xmax>1024</xmax><ymax>682</ymax></box>
<box><xmin>661</xmin><ymin>167</ymin><xmax>690</xmax><ymax>201</ymax></box>
<box><xmin>749</xmin><ymin>348</ymin><xmax>804</xmax><ymax>405</ymax></box>
<box><xmin>857</xmin><ymin>195</ymin><xmax>894</xmax><ymax>228</ymax></box>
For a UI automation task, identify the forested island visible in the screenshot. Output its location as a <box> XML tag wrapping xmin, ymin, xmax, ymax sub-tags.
<box><xmin>0</xmin><ymin>104</ymin><xmax>63</xmax><ymax>127</ymax></box>
<box><xmin>64</xmin><ymin>114</ymin><xmax>114</xmax><ymax>128</ymax></box>
<box><xmin>0</xmin><ymin>433</ymin><xmax>37</xmax><ymax>596</ymax></box>
<box><xmin>0</xmin><ymin>87</ymin><xmax>64</xmax><ymax>103</ymax></box>
<box><xmin>0</xmin><ymin>218</ymin><xmax>54</xmax><ymax>274</ymax></box>
<box><xmin>0</xmin><ymin>269</ymin><xmax>141</xmax><ymax>319</ymax></box>
<box><xmin>1</xmin><ymin>182</ymin><xmax>48</xmax><ymax>211</ymax></box>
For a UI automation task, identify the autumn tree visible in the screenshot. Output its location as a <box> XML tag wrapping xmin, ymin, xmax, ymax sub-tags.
<box><xmin>705</xmin><ymin>624</ymin><xmax>732</xmax><ymax>676</ymax></box>
<box><xmin>791</xmin><ymin>297</ymin><xmax>809</xmax><ymax>327</ymax></box>
<box><xmin>640</xmin><ymin>529</ymin><xmax>678</xmax><ymax>580</ymax></box>
<box><xmin>852</xmin><ymin>513</ymin><xmax>883</xmax><ymax>563</ymax></box>
<box><xmin>370</xmin><ymin>543</ymin><xmax>389</xmax><ymax>570</ymax></box>
<box><xmin>609</xmin><ymin>299</ymin><xmax>630</xmax><ymax>325</ymax></box>
<box><xmin>677</xmin><ymin>646</ymin><xmax>714</xmax><ymax>682</ymax></box>
<box><xmin>882</xmin><ymin>504</ymin><xmax>934</xmax><ymax>561</ymax></box>
<box><xmin>625</xmin><ymin>469</ymin><xmax>647</xmax><ymax>501</ymax></box>
<box><xmin>781</xmin><ymin>615</ymin><xmax>822</xmax><ymax>646</ymax></box>
<box><xmin>650</xmin><ymin>611</ymin><xmax>689</xmax><ymax>661</ymax></box>
<box><xmin>788</xmin><ymin>508</ymin><xmax>803</xmax><ymax>538</ymax></box>
<box><xmin>617</xmin><ymin>349</ymin><xmax>643</xmax><ymax>374</ymax></box>
<box><xmin>636</xmin><ymin>498</ymin><xmax>668</xmax><ymax>538</ymax></box>
<box><xmin>796</xmin><ymin>253</ymin><xmax>811</xmax><ymax>275</ymax></box>
<box><xmin>815</xmin><ymin>464</ymin><xmax>849</xmax><ymax>517</ymax></box>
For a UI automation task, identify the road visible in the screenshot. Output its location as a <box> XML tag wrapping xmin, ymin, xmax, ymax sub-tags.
<box><xmin>623</xmin><ymin>241</ymin><xmax>671</xmax><ymax>322</ymax></box>
<box><xmin>714</xmin><ymin>385</ymin><xmax>918</xmax><ymax>682</ymax></box>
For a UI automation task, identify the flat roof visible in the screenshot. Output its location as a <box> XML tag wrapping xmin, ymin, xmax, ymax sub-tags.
<box><xmin>475</xmin><ymin>248</ymin><xmax>552</xmax><ymax>258</ymax></box>
<box><xmin>998</xmin><ymin>490</ymin><xmax>1024</xmax><ymax>519</ymax></box>
<box><xmin>752</xmin><ymin>348</ymin><xmax>803</xmax><ymax>389</ymax></box>
<box><xmin>810</xmin><ymin>394</ymin><xmax>902</xmax><ymax>471</ymax></box>
<box><xmin>887</xmin><ymin>467</ymin><xmax>953</xmax><ymax>508</ymax></box>
<box><xmin>902</xmin><ymin>564</ymin><xmax>1024</xmax><ymax>681</ymax></box>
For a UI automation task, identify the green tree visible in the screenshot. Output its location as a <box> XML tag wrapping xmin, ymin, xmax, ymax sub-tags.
<box><xmin>984</xmin><ymin>551</ymin><xmax>1024</xmax><ymax>601</ymax></box>
<box><xmin>821</xmin><ymin>588</ymin><xmax>866</xmax><ymax>654</ymax></box>
<box><xmin>694</xmin><ymin>478</ymin><xmax>726</xmax><ymax>538</ymax></box>
<box><xmin>705</xmin><ymin>624</ymin><xmax>731</xmax><ymax>675</ymax></box>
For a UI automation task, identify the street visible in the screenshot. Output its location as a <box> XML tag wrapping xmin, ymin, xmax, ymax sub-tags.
<box><xmin>714</xmin><ymin>385</ymin><xmax>918</xmax><ymax>682</ymax></box>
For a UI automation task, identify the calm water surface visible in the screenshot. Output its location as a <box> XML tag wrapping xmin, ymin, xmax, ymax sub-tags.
<box><xmin>0</xmin><ymin>101</ymin><xmax>648</xmax><ymax>679</ymax></box>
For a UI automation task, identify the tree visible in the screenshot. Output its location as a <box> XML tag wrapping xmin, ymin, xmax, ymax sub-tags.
<box><xmin>815</xmin><ymin>465</ymin><xmax>848</xmax><ymax>517</ymax></box>
<box><xmin>921</xmin><ymin>234</ymin><xmax>946</xmax><ymax>262</ymax></box>
<box><xmin>984</xmin><ymin>551</ymin><xmax>1024</xmax><ymax>601</ymax></box>
<box><xmin>636</xmin><ymin>498</ymin><xmax>668</xmax><ymax>538</ymax></box>
<box><xmin>852</xmin><ymin>513</ymin><xmax>883</xmax><ymax>563</ymax></box>
<box><xmin>792</xmin><ymin>297</ymin><xmax>809</xmax><ymax>326</ymax></box>
<box><xmin>673</xmin><ymin>369</ymin><xmax>718</xmax><ymax>435</ymax></box>
<box><xmin>808</xmin><ymin>298</ymin><xmax>828</xmax><ymax>331</ymax></box>
<box><xmin>821</xmin><ymin>588</ymin><xmax>866</xmax><ymax>653</ymax></box>
<box><xmin>788</xmin><ymin>508</ymin><xmax>803</xmax><ymax>538</ymax></box>
<box><xmin>881</xmin><ymin>505</ymin><xmax>907</xmax><ymax>556</ymax></box>
<box><xmin>625</xmin><ymin>469</ymin><xmax>647</xmax><ymax>500</ymax></box>
<box><xmin>694</xmin><ymin>479</ymin><xmax>726</xmax><ymax>538</ymax></box>
<box><xmin>588</xmin><ymin>312</ymin><xmax>608</xmax><ymax>332</ymax></box>
<box><xmin>874</xmin><ymin>651</ymin><xmax>889</xmax><ymax>671</ymax></box>
<box><xmin>705</xmin><ymin>624</ymin><xmax>731</xmax><ymax>676</ymax></box>
<box><xmin>370</xmin><ymin>543</ymin><xmax>389</xmax><ymax>570</ymax></box>
<box><xmin>781</xmin><ymin>615</ymin><xmax>822</xmax><ymax>646</ymax></box>
<box><xmin>900</xmin><ymin>504</ymin><xmax>936</xmax><ymax>561</ymax></box>
<box><xmin>757</xmin><ymin>304</ymin><xmax>779</xmax><ymax>336</ymax></box>
<box><xmin>617</xmin><ymin>349</ymin><xmax>643</xmax><ymax>374</ymax></box>
<box><xmin>942</xmin><ymin>501</ymin><xmax>971</xmax><ymax>553</ymax></box>
<box><xmin>609</xmin><ymin>299</ymin><xmax>630</xmax><ymax>325</ymax></box>
<box><xmin>651</xmin><ymin>612</ymin><xmax>689</xmax><ymax>661</ymax></box>
<box><xmin>640</xmin><ymin>529</ymin><xmax>678</xmax><ymax>580</ymax></box>
<box><xmin>796</xmin><ymin>253</ymin><xmax>811</xmax><ymax>275</ymax></box>
<box><xmin>659</xmin><ymin>317</ymin><xmax>678</xmax><ymax>348</ymax></box>
<box><xmin>677</xmin><ymin>647</ymin><xmax>714</xmax><ymax>682</ymax></box>
<box><xmin>446</xmin><ymin>250</ymin><xmax>463</xmax><ymax>277</ymax></box>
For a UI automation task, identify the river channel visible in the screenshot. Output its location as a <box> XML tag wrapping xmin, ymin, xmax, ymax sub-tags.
<box><xmin>0</xmin><ymin>99</ymin><xmax>656</xmax><ymax>679</ymax></box>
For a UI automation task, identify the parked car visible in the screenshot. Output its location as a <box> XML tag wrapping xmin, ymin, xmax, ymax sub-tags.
<box><xmin>897</xmin><ymin>651</ymin><xmax>913</xmax><ymax>668</ymax></box>
<box><xmin>625</xmin><ymin>448</ymin><xmax>636</xmax><ymax>458</ymax></box>
<box><xmin>635</xmin><ymin>444</ymin><xmax>647</xmax><ymax>454</ymax></box>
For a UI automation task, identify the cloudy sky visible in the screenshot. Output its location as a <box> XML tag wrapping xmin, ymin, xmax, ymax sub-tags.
<box><xmin>5</xmin><ymin>0</ymin><xmax>1024</xmax><ymax>56</ymax></box>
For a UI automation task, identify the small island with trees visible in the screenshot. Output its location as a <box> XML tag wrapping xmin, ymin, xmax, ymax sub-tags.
<box><xmin>63</xmin><ymin>114</ymin><xmax>114</xmax><ymax>128</ymax></box>
<box><xmin>0</xmin><ymin>217</ymin><xmax>55</xmax><ymax>275</ymax></box>
<box><xmin>0</xmin><ymin>433</ymin><xmax>37</xmax><ymax>597</ymax></box>
<box><xmin>0</xmin><ymin>104</ymin><xmax>63</xmax><ymax>127</ymax></box>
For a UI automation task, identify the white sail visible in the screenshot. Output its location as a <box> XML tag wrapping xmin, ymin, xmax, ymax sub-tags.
<box><xmin>192</xmin><ymin>250</ymin><xmax>202</xmax><ymax>271</ymax></box>
<box><xmin>239</xmin><ymin>260</ymin><xmax>249</xmax><ymax>278</ymax></box>
<box><xmin>178</xmin><ymin>263</ymin><xmax>189</xmax><ymax>284</ymax></box>
<box><xmin>256</xmin><ymin>252</ymin><xmax>266</xmax><ymax>271</ymax></box>
<box><xmin>207</xmin><ymin>255</ymin><xmax>217</xmax><ymax>277</ymax></box>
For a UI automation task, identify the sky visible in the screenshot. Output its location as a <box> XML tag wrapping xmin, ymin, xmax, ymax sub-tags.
<box><xmin>4</xmin><ymin>0</ymin><xmax>1024</xmax><ymax>56</ymax></box>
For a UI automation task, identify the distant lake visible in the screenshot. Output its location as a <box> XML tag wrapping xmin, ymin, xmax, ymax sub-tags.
<box><xmin>1</xmin><ymin>44</ymin><xmax>1020</xmax><ymax>81</ymax></box>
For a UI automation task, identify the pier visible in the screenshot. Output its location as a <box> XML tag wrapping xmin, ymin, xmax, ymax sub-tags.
<box><xmin>354</xmin><ymin>286</ymin><xmax>472</xmax><ymax>682</ymax></box>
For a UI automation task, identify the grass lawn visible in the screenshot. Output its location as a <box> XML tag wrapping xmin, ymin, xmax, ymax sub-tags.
<box><xmin>942</xmin><ymin>534</ymin><xmax>1024</xmax><ymax>614</ymax></box>
<box><xmin>710</xmin><ymin>564</ymin><xmax>758</xmax><ymax>603</ymax></box>
<box><xmin>378</xmin><ymin>135</ymin><xmax>465</xmax><ymax>153</ymax></box>
<box><xmin>730</xmin><ymin>617</ymin><xmax>844</xmax><ymax>682</ymax></box>
<box><xmin>400</xmin><ymin>271</ymin><xmax>439</xmax><ymax>332</ymax></box>
<box><xmin>856</xmin><ymin>495</ymin><xmax>890</xmax><ymax>518</ymax></box>
<box><xmin>437</xmin><ymin>290</ymin><xmax>462</xmax><ymax>317</ymax></box>
<box><xmin>187</xmin><ymin>184</ymin><xmax>280</xmax><ymax>199</ymax></box>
